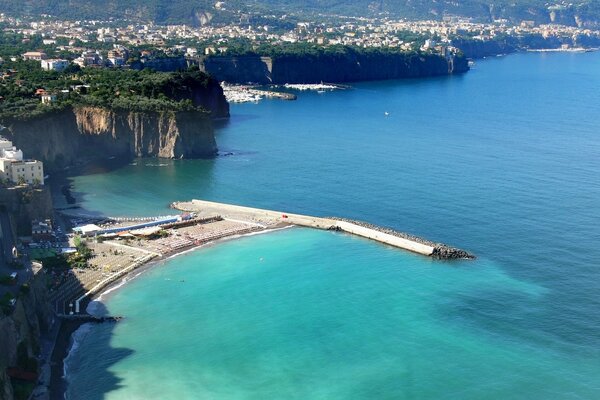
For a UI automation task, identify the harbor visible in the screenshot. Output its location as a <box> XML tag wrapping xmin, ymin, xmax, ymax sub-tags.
<box><xmin>220</xmin><ymin>82</ymin><xmax>346</xmax><ymax>103</ymax></box>
<box><xmin>221</xmin><ymin>83</ymin><xmax>297</xmax><ymax>103</ymax></box>
<box><xmin>48</xmin><ymin>199</ymin><xmax>473</xmax><ymax>316</ymax></box>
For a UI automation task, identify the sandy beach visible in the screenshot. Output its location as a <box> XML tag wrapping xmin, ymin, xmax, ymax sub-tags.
<box><xmin>48</xmin><ymin>222</ymin><xmax>293</xmax><ymax>400</ymax></box>
<box><xmin>46</xmin><ymin>196</ymin><xmax>474</xmax><ymax>399</ymax></box>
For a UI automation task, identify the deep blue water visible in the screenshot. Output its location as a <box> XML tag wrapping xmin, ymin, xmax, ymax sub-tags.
<box><xmin>65</xmin><ymin>52</ymin><xmax>600</xmax><ymax>399</ymax></box>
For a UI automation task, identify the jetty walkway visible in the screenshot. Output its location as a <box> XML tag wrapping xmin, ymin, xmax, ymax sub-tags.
<box><xmin>171</xmin><ymin>199</ymin><xmax>474</xmax><ymax>260</ymax></box>
<box><xmin>57</xmin><ymin>314</ymin><xmax>123</xmax><ymax>323</ymax></box>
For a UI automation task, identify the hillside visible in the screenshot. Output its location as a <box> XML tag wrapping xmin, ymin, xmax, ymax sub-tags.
<box><xmin>0</xmin><ymin>0</ymin><xmax>599</xmax><ymax>27</ymax></box>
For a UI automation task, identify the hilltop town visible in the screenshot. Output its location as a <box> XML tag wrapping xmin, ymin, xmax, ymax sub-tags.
<box><xmin>0</xmin><ymin>11</ymin><xmax>599</xmax><ymax>71</ymax></box>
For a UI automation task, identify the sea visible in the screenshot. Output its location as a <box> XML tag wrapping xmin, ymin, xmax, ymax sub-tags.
<box><xmin>63</xmin><ymin>52</ymin><xmax>600</xmax><ymax>399</ymax></box>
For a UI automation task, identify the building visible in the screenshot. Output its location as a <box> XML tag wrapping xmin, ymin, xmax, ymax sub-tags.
<box><xmin>32</xmin><ymin>219</ymin><xmax>54</xmax><ymax>241</ymax></box>
<box><xmin>74</xmin><ymin>50</ymin><xmax>104</xmax><ymax>68</ymax></box>
<box><xmin>0</xmin><ymin>137</ymin><xmax>44</xmax><ymax>185</ymax></box>
<box><xmin>22</xmin><ymin>51</ymin><xmax>47</xmax><ymax>60</ymax></box>
<box><xmin>107</xmin><ymin>56</ymin><xmax>125</xmax><ymax>67</ymax></box>
<box><xmin>41</xmin><ymin>94</ymin><xmax>57</xmax><ymax>104</ymax></box>
<box><xmin>40</xmin><ymin>59</ymin><xmax>70</xmax><ymax>71</ymax></box>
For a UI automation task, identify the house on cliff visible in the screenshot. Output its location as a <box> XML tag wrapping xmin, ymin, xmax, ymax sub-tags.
<box><xmin>0</xmin><ymin>137</ymin><xmax>44</xmax><ymax>185</ymax></box>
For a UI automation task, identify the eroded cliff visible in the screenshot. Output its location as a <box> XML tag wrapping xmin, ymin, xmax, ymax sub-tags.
<box><xmin>0</xmin><ymin>271</ymin><xmax>53</xmax><ymax>400</ymax></box>
<box><xmin>4</xmin><ymin>107</ymin><xmax>218</xmax><ymax>171</ymax></box>
<box><xmin>200</xmin><ymin>52</ymin><xmax>468</xmax><ymax>84</ymax></box>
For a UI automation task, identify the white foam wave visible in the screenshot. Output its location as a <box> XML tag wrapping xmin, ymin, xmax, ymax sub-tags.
<box><xmin>63</xmin><ymin>323</ymin><xmax>93</xmax><ymax>383</ymax></box>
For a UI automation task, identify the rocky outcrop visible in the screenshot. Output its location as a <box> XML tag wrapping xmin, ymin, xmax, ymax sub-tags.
<box><xmin>451</xmin><ymin>39</ymin><xmax>518</xmax><ymax>59</ymax></box>
<box><xmin>1</xmin><ymin>75</ymin><xmax>229</xmax><ymax>172</ymax></box>
<box><xmin>200</xmin><ymin>52</ymin><xmax>468</xmax><ymax>84</ymax></box>
<box><xmin>431</xmin><ymin>245</ymin><xmax>476</xmax><ymax>260</ymax></box>
<box><xmin>0</xmin><ymin>186</ymin><xmax>53</xmax><ymax>236</ymax></box>
<box><xmin>0</xmin><ymin>271</ymin><xmax>53</xmax><ymax>400</ymax></box>
<box><xmin>3</xmin><ymin>107</ymin><xmax>218</xmax><ymax>171</ymax></box>
<box><xmin>201</xmin><ymin>56</ymin><xmax>274</xmax><ymax>84</ymax></box>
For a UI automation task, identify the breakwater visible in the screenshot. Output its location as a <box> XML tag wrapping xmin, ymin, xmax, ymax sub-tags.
<box><xmin>57</xmin><ymin>314</ymin><xmax>123</xmax><ymax>323</ymax></box>
<box><xmin>171</xmin><ymin>199</ymin><xmax>474</xmax><ymax>260</ymax></box>
<box><xmin>329</xmin><ymin>218</ymin><xmax>475</xmax><ymax>260</ymax></box>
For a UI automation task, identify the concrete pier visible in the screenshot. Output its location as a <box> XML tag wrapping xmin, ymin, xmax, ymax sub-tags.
<box><xmin>248</xmin><ymin>88</ymin><xmax>297</xmax><ymax>100</ymax></box>
<box><xmin>57</xmin><ymin>314</ymin><xmax>123</xmax><ymax>323</ymax></box>
<box><xmin>171</xmin><ymin>199</ymin><xmax>474</xmax><ymax>259</ymax></box>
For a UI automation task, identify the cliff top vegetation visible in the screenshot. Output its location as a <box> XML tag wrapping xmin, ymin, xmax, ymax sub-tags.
<box><xmin>212</xmin><ymin>40</ymin><xmax>431</xmax><ymax>58</ymax></box>
<box><xmin>0</xmin><ymin>61</ymin><xmax>215</xmax><ymax>121</ymax></box>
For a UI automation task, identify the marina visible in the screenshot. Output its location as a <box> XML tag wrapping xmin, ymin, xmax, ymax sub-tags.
<box><xmin>282</xmin><ymin>83</ymin><xmax>346</xmax><ymax>91</ymax></box>
<box><xmin>221</xmin><ymin>83</ymin><xmax>297</xmax><ymax>103</ymax></box>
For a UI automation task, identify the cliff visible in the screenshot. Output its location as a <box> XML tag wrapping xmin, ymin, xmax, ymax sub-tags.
<box><xmin>3</xmin><ymin>107</ymin><xmax>218</xmax><ymax>172</ymax></box>
<box><xmin>269</xmin><ymin>52</ymin><xmax>467</xmax><ymax>84</ymax></box>
<box><xmin>0</xmin><ymin>271</ymin><xmax>53</xmax><ymax>400</ymax></box>
<box><xmin>201</xmin><ymin>56</ymin><xmax>274</xmax><ymax>84</ymax></box>
<box><xmin>452</xmin><ymin>39</ymin><xmax>518</xmax><ymax>59</ymax></box>
<box><xmin>0</xmin><ymin>186</ymin><xmax>53</xmax><ymax>236</ymax></box>
<box><xmin>200</xmin><ymin>53</ymin><xmax>468</xmax><ymax>84</ymax></box>
<box><xmin>453</xmin><ymin>34</ymin><xmax>600</xmax><ymax>59</ymax></box>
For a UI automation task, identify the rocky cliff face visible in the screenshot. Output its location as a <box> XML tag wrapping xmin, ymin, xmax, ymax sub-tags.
<box><xmin>4</xmin><ymin>107</ymin><xmax>218</xmax><ymax>172</ymax></box>
<box><xmin>0</xmin><ymin>271</ymin><xmax>53</xmax><ymax>400</ymax></box>
<box><xmin>269</xmin><ymin>53</ymin><xmax>468</xmax><ymax>84</ymax></box>
<box><xmin>453</xmin><ymin>34</ymin><xmax>600</xmax><ymax>59</ymax></box>
<box><xmin>452</xmin><ymin>39</ymin><xmax>518</xmax><ymax>59</ymax></box>
<box><xmin>200</xmin><ymin>53</ymin><xmax>468</xmax><ymax>84</ymax></box>
<box><xmin>0</xmin><ymin>186</ymin><xmax>53</xmax><ymax>236</ymax></box>
<box><xmin>201</xmin><ymin>56</ymin><xmax>274</xmax><ymax>84</ymax></box>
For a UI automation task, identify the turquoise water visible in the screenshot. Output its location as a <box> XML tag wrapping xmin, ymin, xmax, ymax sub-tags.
<box><xmin>66</xmin><ymin>52</ymin><xmax>600</xmax><ymax>399</ymax></box>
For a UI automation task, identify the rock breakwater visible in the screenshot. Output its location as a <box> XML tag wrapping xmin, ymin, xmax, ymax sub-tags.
<box><xmin>329</xmin><ymin>217</ymin><xmax>475</xmax><ymax>260</ymax></box>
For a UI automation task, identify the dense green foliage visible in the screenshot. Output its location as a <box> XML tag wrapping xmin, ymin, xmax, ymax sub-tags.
<box><xmin>215</xmin><ymin>36</ymin><xmax>428</xmax><ymax>57</ymax></box>
<box><xmin>0</xmin><ymin>0</ymin><xmax>599</xmax><ymax>25</ymax></box>
<box><xmin>0</xmin><ymin>29</ymin><xmax>74</xmax><ymax>58</ymax></box>
<box><xmin>67</xmin><ymin>237</ymin><xmax>93</xmax><ymax>269</ymax></box>
<box><xmin>0</xmin><ymin>58</ymin><xmax>213</xmax><ymax>121</ymax></box>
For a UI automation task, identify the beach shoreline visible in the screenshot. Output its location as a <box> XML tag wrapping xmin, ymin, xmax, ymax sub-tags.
<box><xmin>48</xmin><ymin>196</ymin><xmax>473</xmax><ymax>399</ymax></box>
<box><xmin>50</xmin><ymin>224</ymin><xmax>293</xmax><ymax>400</ymax></box>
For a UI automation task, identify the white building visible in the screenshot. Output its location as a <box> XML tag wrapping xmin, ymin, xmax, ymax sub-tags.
<box><xmin>0</xmin><ymin>137</ymin><xmax>44</xmax><ymax>185</ymax></box>
<box><xmin>22</xmin><ymin>51</ymin><xmax>47</xmax><ymax>60</ymax></box>
<box><xmin>108</xmin><ymin>57</ymin><xmax>125</xmax><ymax>67</ymax></box>
<box><xmin>41</xmin><ymin>59</ymin><xmax>70</xmax><ymax>71</ymax></box>
<box><xmin>41</xmin><ymin>94</ymin><xmax>57</xmax><ymax>104</ymax></box>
